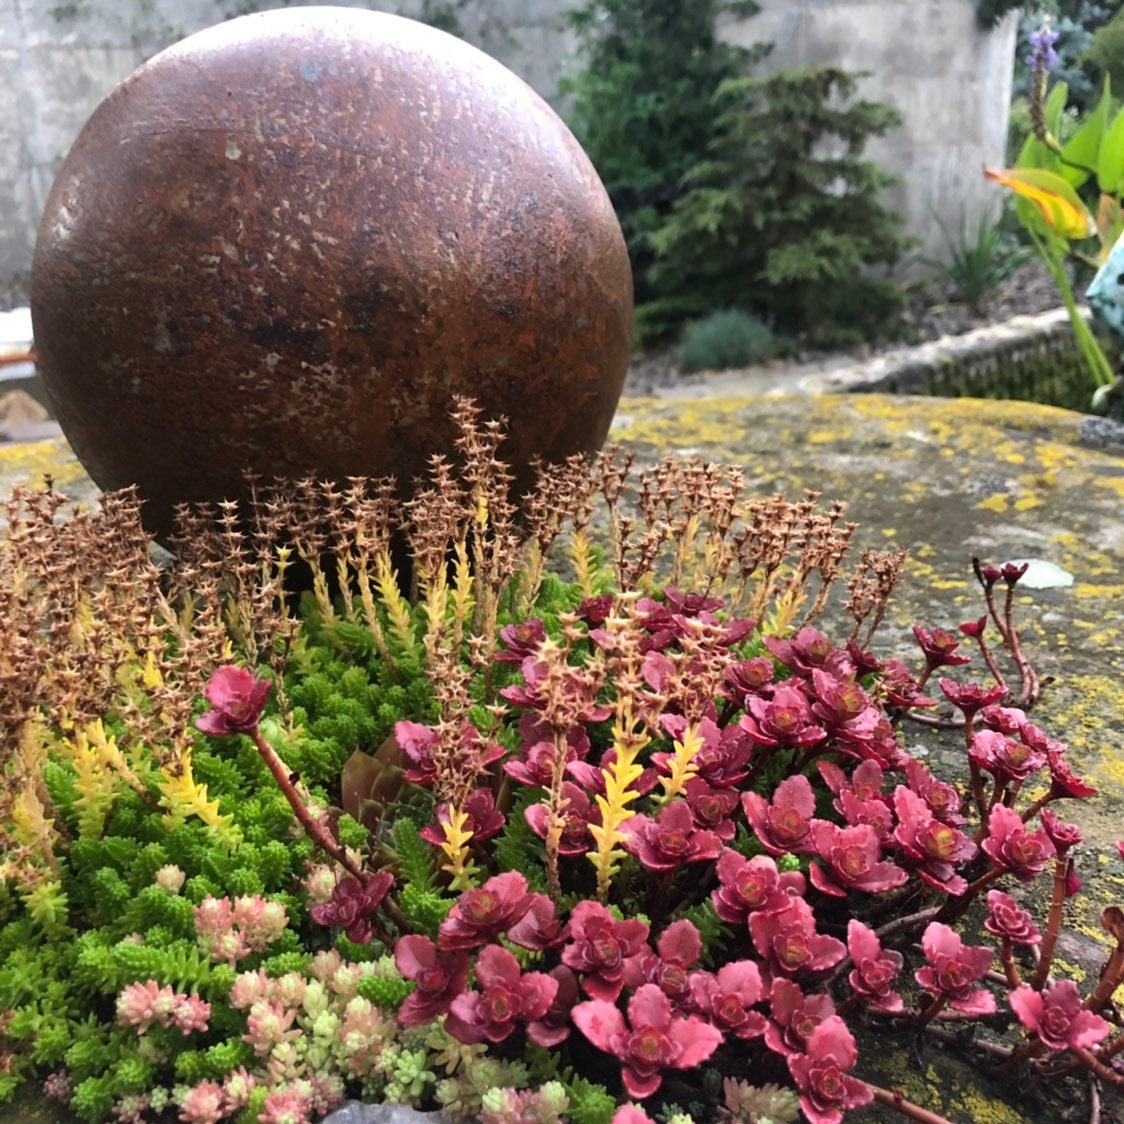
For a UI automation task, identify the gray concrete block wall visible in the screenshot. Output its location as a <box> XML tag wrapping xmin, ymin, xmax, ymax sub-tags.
<box><xmin>0</xmin><ymin>0</ymin><xmax>1015</xmax><ymax>284</ymax></box>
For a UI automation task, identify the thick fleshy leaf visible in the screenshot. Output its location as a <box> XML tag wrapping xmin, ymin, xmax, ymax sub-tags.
<box><xmin>628</xmin><ymin>983</ymin><xmax>672</xmax><ymax>1031</ymax></box>
<box><xmin>984</xmin><ymin>166</ymin><xmax>1096</xmax><ymax>239</ymax></box>
<box><xmin>572</xmin><ymin>1000</ymin><xmax>627</xmax><ymax>1052</ymax></box>
<box><xmin>657</xmin><ymin>919</ymin><xmax>703</xmax><ymax>967</ymax></box>
<box><xmin>667</xmin><ymin>1016</ymin><xmax>723</xmax><ymax>1068</ymax></box>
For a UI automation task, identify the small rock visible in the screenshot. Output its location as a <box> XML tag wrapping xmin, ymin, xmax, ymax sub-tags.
<box><xmin>0</xmin><ymin>390</ymin><xmax>48</xmax><ymax>426</ymax></box>
<box><xmin>322</xmin><ymin>1104</ymin><xmax>456</xmax><ymax>1124</ymax></box>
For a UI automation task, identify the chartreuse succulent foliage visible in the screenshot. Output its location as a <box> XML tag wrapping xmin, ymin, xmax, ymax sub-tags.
<box><xmin>1</xmin><ymin>399</ymin><xmax>1122</xmax><ymax>1124</ymax></box>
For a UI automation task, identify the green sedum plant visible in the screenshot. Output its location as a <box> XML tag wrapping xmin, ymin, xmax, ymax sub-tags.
<box><xmin>677</xmin><ymin>309</ymin><xmax>775</xmax><ymax>373</ymax></box>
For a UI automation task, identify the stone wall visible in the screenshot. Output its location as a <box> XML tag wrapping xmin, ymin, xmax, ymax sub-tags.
<box><xmin>0</xmin><ymin>0</ymin><xmax>1015</xmax><ymax>283</ymax></box>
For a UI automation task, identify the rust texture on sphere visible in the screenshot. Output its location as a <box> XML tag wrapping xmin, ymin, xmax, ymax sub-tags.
<box><xmin>31</xmin><ymin>7</ymin><xmax>633</xmax><ymax>537</ymax></box>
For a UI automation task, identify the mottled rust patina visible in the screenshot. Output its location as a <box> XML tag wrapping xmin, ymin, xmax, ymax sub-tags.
<box><xmin>31</xmin><ymin>7</ymin><xmax>633</xmax><ymax>538</ymax></box>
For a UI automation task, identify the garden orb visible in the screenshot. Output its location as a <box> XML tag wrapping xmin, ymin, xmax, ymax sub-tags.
<box><xmin>31</xmin><ymin>7</ymin><xmax>633</xmax><ymax>538</ymax></box>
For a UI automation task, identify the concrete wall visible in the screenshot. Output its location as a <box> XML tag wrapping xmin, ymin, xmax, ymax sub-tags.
<box><xmin>724</xmin><ymin>0</ymin><xmax>1020</xmax><ymax>267</ymax></box>
<box><xmin>0</xmin><ymin>0</ymin><xmax>1015</xmax><ymax>283</ymax></box>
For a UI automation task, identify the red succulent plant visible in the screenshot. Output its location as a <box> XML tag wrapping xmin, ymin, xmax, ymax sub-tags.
<box><xmin>808</xmin><ymin>822</ymin><xmax>907</xmax><ymax>898</ymax></box>
<box><xmin>982</xmin><ymin>804</ymin><xmax>1055</xmax><ymax>883</ymax></box>
<box><xmin>437</xmin><ymin>872</ymin><xmax>534</xmax><ymax>952</ymax></box>
<box><xmin>689</xmin><ymin>960</ymin><xmax>767</xmax><ymax>1039</ymax></box>
<box><xmin>394</xmin><ymin>935</ymin><xmax>470</xmax><ymax>1026</ymax></box>
<box><xmin>845</xmin><ymin>920</ymin><xmax>904</xmax><ymax>1013</ymax></box>
<box><xmin>561</xmin><ymin>901</ymin><xmax>649</xmax><ymax>1002</ymax></box>
<box><xmin>444</xmin><ymin>944</ymin><xmax>558</xmax><ymax>1045</ymax></box>
<box><xmin>742</xmin><ymin>774</ymin><xmax>820</xmax><ymax>856</ymax></box>
<box><xmin>892</xmin><ymin>786</ymin><xmax>976</xmax><ymax>895</ymax></box>
<box><xmin>308</xmin><ymin>871</ymin><xmax>393</xmax><ymax>945</ymax></box>
<box><xmin>620</xmin><ymin>801</ymin><xmax>721</xmax><ymax>872</ymax></box>
<box><xmin>787</xmin><ymin>1016</ymin><xmax>873</xmax><ymax>1124</ymax></box>
<box><xmin>711</xmin><ymin>849</ymin><xmax>804</xmax><ymax>926</ymax></box>
<box><xmin>195</xmin><ymin>667</ymin><xmax>271</xmax><ymax>735</ymax></box>
<box><xmin>739</xmin><ymin>684</ymin><xmax>827</xmax><ymax>749</ymax></box>
<box><xmin>912</xmin><ymin>625</ymin><xmax>972</xmax><ymax>672</ymax></box>
<box><xmin>622</xmin><ymin>920</ymin><xmax>702</xmax><ymax>1009</ymax></box>
<box><xmin>985</xmin><ymin>889</ymin><xmax>1041</xmax><ymax>945</ymax></box>
<box><xmin>572</xmin><ymin>983</ymin><xmax>723</xmax><ymax>1099</ymax></box>
<box><xmin>764</xmin><ymin>979</ymin><xmax>837</xmax><ymax>1059</ymax></box>
<box><xmin>525</xmin><ymin>782</ymin><xmax>599</xmax><ymax>856</ymax></box>
<box><xmin>914</xmin><ymin>923</ymin><xmax>995</xmax><ymax>1015</ymax></box>
<box><xmin>1009</xmin><ymin>980</ymin><xmax>1110</xmax><ymax>1052</ymax></box>
<box><xmin>421</xmin><ymin>787</ymin><xmax>505</xmax><ymax>847</ymax></box>
<box><xmin>749</xmin><ymin>895</ymin><xmax>846</xmax><ymax>977</ymax></box>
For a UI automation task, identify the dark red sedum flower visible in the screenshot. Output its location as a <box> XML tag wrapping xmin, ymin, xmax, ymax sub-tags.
<box><xmin>659</xmin><ymin>715</ymin><xmax>751</xmax><ymax>788</ymax></box>
<box><xmin>739</xmin><ymin>685</ymin><xmax>827</xmax><ymax>749</ymax></box>
<box><xmin>914</xmin><ymin>923</ymin><xmax>995</xmax><ymax>1015</ymax></box>
<box><xmin>309</xmin><ymin>871</ymin><xmax>394</xmax><ymax>945</ymax></box>
<box><xmin>525</xmin><ymin>782</ymin><xmax>599</xmax><ymax>857</ymax></box>
<box><xmin>742</xmin><ymin>774</ymin><xmax>820</xmax><ymax>856</ymax></box>
<box><xmin>493</xmin><ymin>619</ymin><xmax>548</xmax><ymax>663</ymax></box>
<box><xmin>982</xmin><ymin>804</ymin><xmax>1055</xmax><ymax>883</ymax></box>
<box><xmin>968</xmin><ymin>730</ymin><xmax>1045</xmax><ymax>784</ymax></box>
<box><xmin>443</xmin><ymin>944</ymin><xmax>558</xmax><ymax>1045</ymax></box>
<box><xmin>912</xmin><ymin>624</ymin><xmax>972</xmax><ymax>672</ymax></box>
<box><xmin>437</xmin><ymin>872</ymin><xmax>534</xmax><ymax>952</ymax></box>
<box><xmin>620</xmin><ymin>801</ymin><xmax>721</xmax><ymax>872</ymax></box>
<box><xmin>938</xmin><ymin>677</ymin><xmax>1008</xmax><ymax>721</ymax></box>
<box><xmin>711</xmin><ymin>849</ymin><xmax>803</xmax><ymax>926</ymax></box>
<box><xmin>622</xmin><ymin>920</ymin><xmax>702</xmax><ymax>1009</ymax></box>
<box><xmin>984</xmin><ymin>890</ymin><xmax>1041</xmax><ymax>945</ymax></box>
<box><xmin>892</xmin><ymin>786</ymin><xmax>976</xmax><ymax>895</ymax></box>
<box><xmin>420</xmin><ymin>787</ymin><xmax>505</xmax><ymax>847</ymax></box>
<box><xmin>845</xmin><ymin>920</ymin><xmax>904</xmax><ymax>1013</ymax></box>
<box><xmin>764</xmin><ymin>627</ymin><xmax>835</xmax><ymax>676</ymax></box>
<box><xmin>195</xmin><ymin>667</ymin><xmax>271</xmax><ymax>735</ymax></box>
<box><xmin>395</xmin><ymin>935</ymin><xmax>470</xmax><ymax>1026</ymax></box>
<box><xmin>808</xmin><ymin>822</ymin><xmax>907</xmax><ymax>898</ymax></box>
<box><xmin>561</xmin><ymin>900</ymin><xmax>649</xmax><ymax>1002</ymax></box>
<box><xmin>749</xmin><ymin>895</ymin><xmax>846</xmax><ymax>977</ymax></box>
<box><xmin>1010</xmin><ymin>980</ymin><xmax>1110</xmax><ymax>1051</ymax></box>
<box><xmin>765</xmin><ymin>979</ymin><xmax>837</xmax><ymax>1059</ymax></box>
<box><xmin>526</xmin><ymin>964</ymin><xmax>579</xmax><ymax>1047</ymax></box>
<box><xmin>1040</xmin><ymin>809</ymin><xmax>1083</xmax><ymax>853</ymax></box>
<box><xmin>572</xmin><ymin>983</ymin><xmax>723</xmax><ymax>1099</ymax></box>
<box><xmin>505</xmin><ymin>893</ymin><xmax>563</xmax><ymax>952</ymax></box>
<box><xmin>683</xmin><ymin>778</ymin><xmax>739</xmax><ymax>840</ymax></box>
<box><xmin>787</xmin><ymin>1016</ymin><xmax>873</xmax><ymax>1124</ymax></box>
<box><xmin>689</xmin><ymin>960</ymin><xmax>767</xmax><ymax>1039</ymax></box>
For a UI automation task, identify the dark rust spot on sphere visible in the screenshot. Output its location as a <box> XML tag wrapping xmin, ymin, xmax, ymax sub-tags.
<box><xmin>31</xmin><ymin>7</ymin><xmax>632</xmax><ymax>538</ymax></box>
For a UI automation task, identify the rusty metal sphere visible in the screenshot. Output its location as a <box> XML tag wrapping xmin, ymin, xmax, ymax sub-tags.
<box><xmin>31</xmin><ymin>7</ymin><xmax>632</xmax><ymax>538</ymax></box>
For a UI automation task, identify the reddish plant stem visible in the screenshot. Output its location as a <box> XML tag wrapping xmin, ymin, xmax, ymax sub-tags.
<box><xmin>1002</xmin><ymin>583</ymin><xmax>1041</xmax><ymax>707</ymax></box>
<box><xmin>250</xmin><ymin>726</ymin><xmax>364</xmax><ymax>879</ymax></box>
<box><xmin>864</xmin><ymin>1082</ymin><xmax>958</xmax><ymax>1123</ymax></box>
<box><xmin>925</xmin><ymin>1024</ymin><xmax>1013</xmax><ymax>1060</ymax></box>
<box><xmin>914</xmin><ymin>993</ymin><xmax>949</xmax><ymax>1028</ymax></box>
<box><xmin>1000</xmin><ymin>939</ymin><xmax>1023</xmax><ymax>989</ymax></box>
<box><xmin>972</xmin><ymin>629</ymin><xmax>1008</xmax><ymax>696</ymax></box>
<box><xmin>1084</xmin><ymin>940</ymin><xmax>1124</xmax><ymax>1014</ymax></box>
<box><xmin>1070</xmin><ymin>1047</ymin><xmax>1124</xmax><ymax>1089</ymax></box>
<box><xmin>1030</xmin><ymin>854</ymin><xmax>1070</xmax><ymax>989</ymax></box>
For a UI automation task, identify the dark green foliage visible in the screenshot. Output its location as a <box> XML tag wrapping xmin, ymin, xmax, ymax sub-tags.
<box><xmin>390</xmin><ymin>818</ymin><xmax>440</xmax><ymax>894</ymax></box>
<box><xmin>677</xmin><ymin>309</ymin><xmax>775</xmax><ymax>373</ymax></box>
<box><xmin>926</xmin><ymin>208</ymin><xmax>1034</xmax><ymax>310</ymax></box>
<box><xmin>398</xmin><ymin>884</ymin><xmax>451</xmax><ymax>939</ymax></box>
<box><xmin>492</xmin><ymin>790</ymin><xmax>550</xmax><ymax>895</ymax></box>
<box><xmin>976</xmin><ymin>0</ymin><xmax>1023</xmax><ymax>27</ymax></box>
<box><xmin>648</xmin><ymin>68</ymin><xmax>907</xmax><ymax>347</ymax></box>
<box><xmin>1087</xmin><ymin>7</ymin><xmax>1124</xmax><ymax>98</ymax></box>
<box><xmin>563</xmin><ymin>0</ymin><xmax>768</xmax><ymax>340</ymax></box>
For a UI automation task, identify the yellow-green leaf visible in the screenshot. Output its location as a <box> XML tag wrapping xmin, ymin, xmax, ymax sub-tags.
<box><xmin>1060</xmin><ymin>77</ymin><xmax>1109</xmax><ymax>187</ymax></box>
<box><xmin>1046</xmin><ymin>81</ymin><xmax>1069</xmax><ymax>138</ymax></box>
<box><xmin>983</xmin><ymin>166</ymin><xmax>1096</xmax><ymax>239</ymax></box>
<box><xmin>1098</xmin><ymin>101</ymin><xmax>1124</xmax><ymax>194</ymax></box>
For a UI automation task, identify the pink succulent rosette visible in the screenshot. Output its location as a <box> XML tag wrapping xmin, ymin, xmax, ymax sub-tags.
<box><xmin>195</xmin><ymin>666</ymin><xmax>271</xmax><ymax>735</ymax></box>
<box><xmin>787</xmin><ymin>1016</ymin><xmax>873</xmax><ymax>1124</ymax></box>
<box><xmin>1009</xmin><ymin>980</ymin><xmax>1110</xmax><ymax>1052</ymax></box>
<box><xmin>572</xmin><ymin>983</ymin><xmax>723</xmax><ymax>1099</ymax></box>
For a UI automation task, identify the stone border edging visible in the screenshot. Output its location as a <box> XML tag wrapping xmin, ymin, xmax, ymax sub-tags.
<box><xmin>797</xmin><ymin>307</ymin><xmax>1085</xmax><ymax>396</ymax></box>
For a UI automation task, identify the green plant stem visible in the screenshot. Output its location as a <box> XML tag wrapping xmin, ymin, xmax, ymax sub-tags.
<box><xmin>1029</xmin><ymin>228</ymin><xmax>1114</xmax><ymax>389</ymax></box>
<box><xmin>250</xmin><ymin>725</ymin><xmax>364</xmax><ymax>879</ymax></box>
